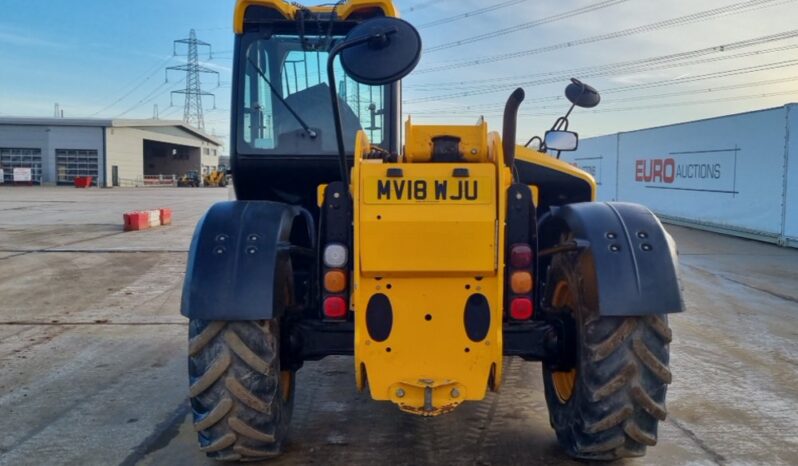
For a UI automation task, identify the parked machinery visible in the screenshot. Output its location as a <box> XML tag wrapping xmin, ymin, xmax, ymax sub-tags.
<box><xmin>203</xmin><ymin>169</ymin><xmax>228</xmax><ymax>187</ymax></box>
<box><xmin>177</xmin><ymin>170</ymin><xmax>201</xmax><ymax>188</ymax></box>
<box><xmin>181</xmin><ymin>1</ymin><xmax>683</xmax><ymax>461</ymax></box>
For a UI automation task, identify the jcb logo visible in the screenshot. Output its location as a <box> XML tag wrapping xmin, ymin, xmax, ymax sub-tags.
<box><xmin>635</xmin><ymin>159</ymin><xmax>675</xmax><ymax>183</ymax></box>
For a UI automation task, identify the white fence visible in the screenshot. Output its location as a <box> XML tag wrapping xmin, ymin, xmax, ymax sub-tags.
<box><xmin>562</xmin><ymin>104</ymin><xmax>798</xmax><ymax>247</ymax></box>
<box><xmin>118</xmin><ymin>175</ymin><xmax>178</xmax><ymax>188</ymax></box>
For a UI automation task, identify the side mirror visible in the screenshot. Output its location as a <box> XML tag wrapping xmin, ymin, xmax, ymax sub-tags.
<box><xmin>327</xmin><ymin>17</ymin><xmax>422</xmax><ymax>192</ymax></box>
<box><xmin>544</xmin><ymin>130</ymin><xmax>578</xmax><ymax>152</ymax></box>
<box><xmin>565</xmin><ymin>78</ymin><xmax>600</xmax><ymax>108</ymax></box>
<box><xmin>340</xmin><ymin>17</ymin><xmax>422</xmax><ymax>85</ymax></box>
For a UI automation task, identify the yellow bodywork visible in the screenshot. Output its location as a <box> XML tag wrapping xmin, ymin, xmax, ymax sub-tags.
<box><xmin>352</xmin><ymin>122</ymin><xmax>516</xmax><ymax>415</ymax></box>
<box><xmin>203</xmin><ymin>169</ymin><xmax>227</xmax><ymax>187</ymax></box>
<box><xmin>515</xmin><ymin>145</ymin><xmax>597</xmax><ymax>200</ymax></box>
<box><xmin>404</xmin><ymin>117</ymin><xmax>491</xmax><ymax>163</ymax></box>
<box><xmin>234</xmin><ymin>0</ymin><xmax>399</xmax><ymax>34</ymax></box>
<box><xmin>232</xmin><ymin>0</ymin><xmax>599</xmax><ymax>418</ymax></box>
<box><xmin>349</xmin><ymin>120</ymin><xmax>596</xmax><ymax>415</ymax></box>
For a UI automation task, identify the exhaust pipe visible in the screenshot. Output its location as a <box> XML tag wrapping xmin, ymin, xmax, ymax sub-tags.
<box><xmin>502</xmin><ymin>87</ymin><xmax>525</xmax><ymax>167</ymax></box>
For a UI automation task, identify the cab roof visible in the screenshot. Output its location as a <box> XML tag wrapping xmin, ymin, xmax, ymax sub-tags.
<box><xmin>234</xmin><ymin>0</ymin><xmax>399</xmax><ymax>33</ymax></box>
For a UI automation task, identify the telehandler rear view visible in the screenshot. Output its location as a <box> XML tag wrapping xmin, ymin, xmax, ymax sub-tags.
<box><xmin>181</xmin><ymin>1</ymin><xmax>683</xmax><ymax>461</ymax></box>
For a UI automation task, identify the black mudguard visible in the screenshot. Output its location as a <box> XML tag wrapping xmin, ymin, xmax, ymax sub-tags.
<box><xmin>180</xmin><ymin>201</ymin><xmax>312</xmax><ymax>321</ymax></box>
<box><xmin>542</xmin><ymin>202</ymin><xmax>684</xmax><ymax>316</ymax></box>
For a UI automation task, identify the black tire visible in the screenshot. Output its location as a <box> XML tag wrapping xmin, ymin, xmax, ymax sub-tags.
<box><xmin>188</xmin><ymin>319</ymin><xmax>295</xmax><ymax>462</ymax></box>
<box><xmin>542</xmin><ymin>242</ymin><xmax>673</xmax><ymax>460</ymax></box>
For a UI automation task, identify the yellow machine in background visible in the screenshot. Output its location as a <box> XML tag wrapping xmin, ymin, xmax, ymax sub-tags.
<box><xmin>181</xmin><ymin>0</ymin><xmax>683</xmax><ymax>462</ymax></box>
<box><xmin>203</xmin><ymin>168</ymin><xmax>228</xmax><ymax>187</ymax></box>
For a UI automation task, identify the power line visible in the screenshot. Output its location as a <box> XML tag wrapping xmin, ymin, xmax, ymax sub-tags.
<box><xmin>412</xmin><ymin>41</ymin><xmax>798</xmax><ymax>94</ymax></box>
<box><xmin>536</xmin><ymin>88</ymin><xmax>798</xmax><ymax>115</ymax></box>
<box><xmin>425</xmin><ymin>0</ymin><xmax>630</xmax><ymax>53</ymax></box>
<box><xmin>602</xmin><ymin>59</ymin><xmax>798</xmax><ymax>94</ymax></box>
<box><xmin>158</xmin><ymin>106</ymin><xmax>183</xmax><ymax>119</ymax></box>
<box><xmin>417</xmin><ymin>0</ymin><xmax>796</xmax><ymax>73</ymax></box>
<box><xmin>114</xmin><ymin>77</ymin><xmax>186</xmax><ymax>118</ymax></box>
<box><xmin>413</xmin><ymin>42</ymin><xmax>798</xmax><ymax>108</ymax></box>
<box><xmin>414</xmin><ymin>58</ymin><xmax>798</xmax><ymax>110</ymax></box>
<box><xmin>409</xmin><ymin>29</ymin><xmax>798</xmax><ymax>90</ymax></box>
<box><xmin>409</xmin><ymin>88</ymin><xmax>798</xmax><ymax>120</ymax></box>
<box><xmin>405</xmin><ymin>30</ymin><xmax>798</xmax><ymax>103</ymax></box>
<box><xmin>589</xmin><ymin>76</ymin><xmax>798</xmax><ymax>106</ymax></box>
<box><xmin>408</xmin><ymin>45</ymin><xmax>798</xmax><ymax>105</ymax></box>
<box><xmin>113</xmin><ymin>83</ymin><xmax>169</xmax><ymax>118</ymax></box>
<box><xmin>416</xmin><ymin>0</ymin><xmax>529</xmax><ymax>29</ymax></box>
<box><xmin>410</xmin><ymin>74</ymin><xmax>798</xmax><ymax>116</ymax></box>
<box><xmin>403</xmin><ymin>0</ymin><xmax>453</xmax><ymax>14</ymax></box>
<box><xmin>408</xmin><ymin>60</ymin><xmax>798</xmax><ymax>120</ymax></box>
<box><xmin>89</xmin><ymin>56</ymin><xmax>173</xmax><ymax>117</ymax></box>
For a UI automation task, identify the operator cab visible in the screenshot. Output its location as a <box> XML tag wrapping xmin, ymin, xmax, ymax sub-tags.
<box><xmin>231</xmin><ymin>3</ymin><xmax>400</xmax><ymax>212</ymax></box>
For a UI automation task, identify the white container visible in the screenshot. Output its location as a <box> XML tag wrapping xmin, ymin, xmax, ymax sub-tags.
<box><xmin>563</xmin><ymin>104</ymin><xmax>797</xmax><ymax>247</ymax></box>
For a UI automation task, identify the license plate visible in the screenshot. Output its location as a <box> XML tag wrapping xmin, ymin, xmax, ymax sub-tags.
<box><xmin>363</xmin><ymin>176</ymin><xmax>491</xmax><ymax>204</ymax></box>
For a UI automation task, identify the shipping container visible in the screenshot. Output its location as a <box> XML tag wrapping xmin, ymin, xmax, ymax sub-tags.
<box><xmin>562</xmin><ymin>104</ymin><xmax>798</xmax><ymax>247</ymax></box>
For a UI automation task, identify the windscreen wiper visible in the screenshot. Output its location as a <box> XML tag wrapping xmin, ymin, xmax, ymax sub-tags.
<box><xmin>247</xmin><ymin>57</ymin><xmax>317</xmax><ymax>138</ymax></box>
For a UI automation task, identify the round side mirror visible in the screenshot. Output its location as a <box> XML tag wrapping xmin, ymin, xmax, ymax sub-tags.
<box><xmin>565</xmin><ymin>78</ymin><xmax>601</xmax><ymax>108</ymax></box>
<box><xmin>340</xmin><ymin>17</ymin><xmax>422</xmax><ymax>86</ymax></box>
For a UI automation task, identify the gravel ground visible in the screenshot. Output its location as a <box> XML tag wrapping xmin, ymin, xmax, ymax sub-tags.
<box><xmin>0</xmin><ymin>186</ymin><xmax>796</xmax><ymax>466</ymax></box>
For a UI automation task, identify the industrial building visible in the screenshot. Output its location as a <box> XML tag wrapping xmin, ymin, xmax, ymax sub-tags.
<box><xmin>0</xmin><ymin>117</ymin><xmax>223</xmax><ymax>187</ymax></box>
<box><xmin>563</xmin><ymin>103</ymin><xmax>798</xmax><ymax>248</ymax></box>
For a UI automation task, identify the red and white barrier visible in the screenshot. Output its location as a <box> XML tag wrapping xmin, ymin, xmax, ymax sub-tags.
<box><xmin>123</xmin><ymin>208</ymin><xmax>173</xmax><ymax>231</ymax></box>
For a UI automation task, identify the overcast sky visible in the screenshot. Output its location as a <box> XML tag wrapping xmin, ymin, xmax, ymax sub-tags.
<box><xmin>1</xmin><ymin>0</ymin><xmax>797</xmax><ymax>150</ymax></box>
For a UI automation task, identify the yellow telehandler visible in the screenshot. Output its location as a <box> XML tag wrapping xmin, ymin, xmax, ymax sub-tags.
<box><xmin>181</xmin><ymin>1</ymin><xmax>683</xmax><ymax>461</ymax></box>
<box><xmin>203</xmin><ymin>168</ymin><xmax>228</xmax><ymax>187</ymax></box>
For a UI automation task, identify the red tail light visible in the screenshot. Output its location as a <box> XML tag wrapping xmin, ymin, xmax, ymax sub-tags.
<box><xmin>510</xmin><ymin>244</ymin><xmax>533</xmax><ymax>269</ymax></box>
<box><xmin>510</xmin><ymin>297</ymin><xmax>534</xmax><ymax>320</ymax></box>
<box><xmin>323</xmin><ymin>296</ymin><xmax>348</xmax><ymax>319</ymax></box>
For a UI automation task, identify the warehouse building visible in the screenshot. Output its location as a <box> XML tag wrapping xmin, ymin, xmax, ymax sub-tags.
<box><xmin>0</xmin><ymin>117</ymin><xmax>223</xmax><ymax>187</ymax></box>
<box><xmin>562</xmin><ymin>103</ymin><xmax>798</xmax><ymax>248</ymax></box>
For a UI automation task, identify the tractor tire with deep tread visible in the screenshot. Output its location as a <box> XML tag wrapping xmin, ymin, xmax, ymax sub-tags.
<box><xmin>542</xmin><ymin>241</ymin><xmax>673</xmax><ymax>461</ymax></box>
<box><xmin>188</xmin><ymin>319</ymin><xmax>295</xmax><ymax>462</ymax></box>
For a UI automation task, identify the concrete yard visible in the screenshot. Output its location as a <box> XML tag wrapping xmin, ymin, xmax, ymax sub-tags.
<box><xmin>0</xmin><ymin>186</ymin><xmax>796</xmax><ymax>466</ymax></box>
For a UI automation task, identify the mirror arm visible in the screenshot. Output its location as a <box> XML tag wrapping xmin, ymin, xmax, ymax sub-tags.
<box><xmin>327</xmin><ymin>34</ymin><xmax>377</xmax><ymax>196</ymax></box>
<box><xmin>524</xmin><ymin>135</ymin><xmax>541</xmax><ymax>148</ymax></box>
<box><xmin>524</xmin><ymin>135</ymin><xmax>548</xmax><ymax>153</ymax></box>
<box><xmin>550</xmin><ymin>113</ymin><xmax>572</xmax><ymax>132</ymax></box>
<box><xmin>562</xmin><ymin>102</ymin><xmax>576</xmax><ymax>123</ymax></box>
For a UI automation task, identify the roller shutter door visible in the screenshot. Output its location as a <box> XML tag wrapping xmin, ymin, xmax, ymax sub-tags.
<box><xmin>0</xmin><ymin>148</ymin><xmax>43</xmax><ymax>184</ymax></box>
<box><xmin>56</xmin><ymin>149</ymin><xmax>98</xmax><ymax>185</ymax></box>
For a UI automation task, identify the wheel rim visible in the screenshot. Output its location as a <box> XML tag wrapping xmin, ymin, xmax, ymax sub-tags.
<box><xmin>280</xmin><ymin>370</ymin><xmax>292</xmax><ymax>402</ymax></box>
<box><xmin>551</xmin><ymin>279</ymin><xmax>577</xmax><ymax>403</ymax></box>
<box><xmin>551</xmin><ymin>369</ymin><xmax>576</xmax><ymax>403</ymax></box>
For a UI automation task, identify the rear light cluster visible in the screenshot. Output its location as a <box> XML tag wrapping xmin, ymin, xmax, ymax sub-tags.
<box><xmin>508</xmin><ymin>243</ymin><xmax>534</xmax><ymax>320</ymax></box>
<box><xmin>323</xmin><ymin>243</ymin><xmax>349</xmax><ymax>320</ymax></box>
<box><xmin>320</xmin><ymin>181</ymin><xmax>352</xmax><ymax>321</ymax></box>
